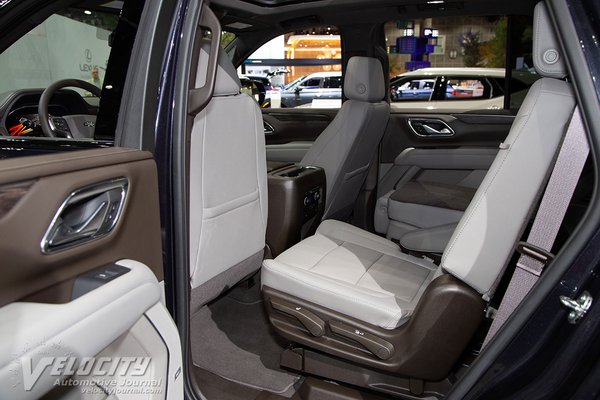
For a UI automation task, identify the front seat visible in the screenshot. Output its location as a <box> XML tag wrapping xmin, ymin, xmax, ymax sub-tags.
<box><xmin>262</xmin><ymin>2</ymin><xmax>575</xmax><ymax>381</ymax></box>
<box><xmin>189</xmin><ymin>49</ymin><xmax>268</xmax><ymax>313</ymax></box>
<box><xmin>300</xmin><ymin>56</ymin><xmax>389</xmax><ymax>220</ymax></box>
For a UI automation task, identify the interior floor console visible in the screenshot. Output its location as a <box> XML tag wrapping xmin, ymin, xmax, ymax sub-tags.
<box><xmin>266</xmin><ymin>162</ymin><xmax>326</xmax><ymax>257</ymax></box>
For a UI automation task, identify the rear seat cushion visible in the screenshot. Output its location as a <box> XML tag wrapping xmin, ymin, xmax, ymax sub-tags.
<box><xmin>262</xmin><ymin>220</ymin><xmax>440</xmax><ymax>329</ymax></box>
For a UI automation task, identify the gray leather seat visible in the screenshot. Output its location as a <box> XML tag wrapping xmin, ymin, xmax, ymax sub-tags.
<box><xmin>262</xmin><ymin>2</ymin><xmax>575</xmax><ymax>377</ymax></box>
<box><xmin>189</xmin><ymin>49</ymin><xmax>267</xmax><ymax>312</ymax></box>
<box><xmin>300</xmin><ymin>56</ymin><xmax>389</xmax><ymax>220</ymax></box>
<box><xmin>374</xmin><ymin>136</ymin><xmax>498</xmax><ymax>252</ymax></box>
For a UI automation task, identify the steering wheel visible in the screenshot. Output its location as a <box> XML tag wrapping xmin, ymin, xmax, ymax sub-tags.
<box><xmin>38</xmin><ymin>79</ymin><xmax>102</xmax><ymax>138</ymax></box>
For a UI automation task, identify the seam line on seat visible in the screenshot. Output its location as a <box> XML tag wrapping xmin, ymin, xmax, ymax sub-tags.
<box><xmin>307</xmin><ymin>239</ymin><xmax>344</xmax><ymax>271</ymax></box>
<box><xmin>355</xmin><ymin>253</ymin><xmax>385</xmax><ymax>285</ymax></box>
<box><xmin>265</xmin><ymin>262</ymin><xmax>403</xmax><ymax>320</ymax></box>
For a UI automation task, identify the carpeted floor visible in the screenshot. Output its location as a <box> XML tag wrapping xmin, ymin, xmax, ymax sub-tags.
<box><xmin>191</xmin><ymin>293</ymin><xmax>300</xmax><ymax>396</ymax></box>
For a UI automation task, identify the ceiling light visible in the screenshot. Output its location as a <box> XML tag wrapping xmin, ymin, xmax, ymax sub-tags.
<box><xmin>427</xmin><ymin>0</ymin><xmax>445</xmax><ymax>3</ymax></box>
<box><xmin>84</xmin><ymin>10</ymin><xmax>92</xmax><ymax>15</ymax></box>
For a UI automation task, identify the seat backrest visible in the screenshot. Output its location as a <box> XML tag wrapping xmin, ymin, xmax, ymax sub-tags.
<box><xmin>300</xmin><ymin>57</ymin><xmax>390</xmax><ymax>220</ymax></box>
<box><xmin>189</xmin><ymin>48</ymin><xmax>268</xmax><ymax>310</ymax></box>
<box><xmin>441</xmin><ymin>2</ymin><xmax>575</xmax><ymax>298</ymax></box>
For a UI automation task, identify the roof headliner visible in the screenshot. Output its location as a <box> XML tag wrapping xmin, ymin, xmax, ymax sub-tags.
<box><xmin>213</xmin><ymin>0</ymin><xmax>540</xmax><ymax>33</ymax></box>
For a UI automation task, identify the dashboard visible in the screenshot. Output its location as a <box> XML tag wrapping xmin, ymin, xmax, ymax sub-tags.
<box><xmin>0</xmin><ymin>89</ymin><xmax>97</xmax><ymax>137</ymax></box>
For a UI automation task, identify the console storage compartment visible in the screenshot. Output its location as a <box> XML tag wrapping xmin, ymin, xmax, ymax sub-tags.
<box><xmin>266</xmin><ymin>163</ymin><xmax>326</xmax><ymax>257</ymax></box>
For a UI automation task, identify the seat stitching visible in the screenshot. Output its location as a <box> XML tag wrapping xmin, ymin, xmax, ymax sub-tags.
<box><xmin>307</xmin><ymin>239</ymin><xmax>344</xmax><ymax>271</ymax></box>
<box><xmin>355</xmin><ymin>253</ymin><xmax>385</xmax><ymax>285</ymax></box>
<box><xmin>264</xmin><ymin>261</ymin><xmax>404</xmax><ymax>316</ymax></box>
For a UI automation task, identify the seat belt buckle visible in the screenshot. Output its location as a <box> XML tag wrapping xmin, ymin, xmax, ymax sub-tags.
<box><xmin>516</xmin><ymin>241</ymin><xmax>555</xmax><ymax>274</ymax></box>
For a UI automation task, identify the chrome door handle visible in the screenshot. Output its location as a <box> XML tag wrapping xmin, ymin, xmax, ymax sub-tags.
<box><xmin>264</xmin><ymin>120</ymin><xmax>275</xmax><ymax>135</ymax></box>
<box><xmin>408</xmin><ymin>118</ymin><xmax>455</xmax><ymax>137</ymax></box>
<box><xmin>42</xmin><ymin>178</ymin><xmax>129</xmax><ymax>253</ymax></box>
<box><xmin>423</xmin><ymin>124</ymin><xmax>452</xmax><ymax>135</ymax></box>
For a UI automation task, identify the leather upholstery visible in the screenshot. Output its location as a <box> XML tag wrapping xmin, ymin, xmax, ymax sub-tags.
<box><xmin>214</xmin><ymin>50</ymin><xmax>242</xmax><ymax>96</ymax></box>
<box><xmin>263</xmin><ymin>2</ymin><xmax>576</xmax><ymax>332</ymax></box>
<box><xmin>533</xmin><ymin>2</ymin><xmax>567</xmax><ymax>79</ymax></box>
<box><xmin>262</xmin><ymin>220</ymin><xmax>439</xmax><ymax>329</ymax></box>
<box><xmin>343</xmin><ymin>57</ymin><xmax>385</xmax><ymax>102</ymax></box>
<box><xmin>301</xmin><ymin>56</ymin><xmax>389</xmax><ymax>220</ymax></box>
<box><xmin>190</xmin><ymin>49</ymin><xmax>267</xmax><ymax>302</ymax></box>
<box><xmin>442</xmin><ymin>77</ymin><xmax>575</xmax><ymax>296</ymax></box>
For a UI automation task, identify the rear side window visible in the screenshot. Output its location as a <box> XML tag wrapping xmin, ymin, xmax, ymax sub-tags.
<box><xmin>385</xmin><ymin>15</ymin><xmax>540</xmax><ymax>111</ymax></box>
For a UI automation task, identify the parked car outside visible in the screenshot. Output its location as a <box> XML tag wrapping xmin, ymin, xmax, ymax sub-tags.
<box><xmin>275</xmin><ymin>71</ymin><xmax>342</xmax><ymax>108</ymax></box>
<box><xmin>390</xmin><ymin>67</ymin><xmax>539</xmax><ymax>111</ymax></box>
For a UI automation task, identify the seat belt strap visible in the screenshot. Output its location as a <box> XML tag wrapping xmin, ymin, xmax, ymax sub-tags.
<box><xmin>483</xmin><ymin>107</ymin><xmax>588</xmax><ymax>348</ymax></box>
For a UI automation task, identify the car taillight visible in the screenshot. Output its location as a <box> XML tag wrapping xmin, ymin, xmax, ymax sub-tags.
<box><xmin>452</xmin><ymin>90</ymin><xmax>456</xmax><ymax>96</ymax></box>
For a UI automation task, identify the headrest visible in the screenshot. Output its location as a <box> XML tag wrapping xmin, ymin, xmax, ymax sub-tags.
<box><xmin>344</xmin><ymin>57</ymin><xmax>385</xmax><ymax>102</ymax></box>
<box><xmin>214</xmin><ymin>49</ymin><xmax>241</xmax><ymax>96</ymax></box>
<box><xmin>533</xmin><ymin>2</ymin><xmax>567</xmax><ymax>79</ymax></box>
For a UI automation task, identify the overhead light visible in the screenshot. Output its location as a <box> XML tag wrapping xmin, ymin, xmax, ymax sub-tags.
<box><xmin>226</xmin><ymin>22</ymin><xmax>253</xmax><ymax>30</ymax></box>
<box><xmin>427</xmin><ymin>0</ymin><xmax>444</xmax><ymax>4</ymax></box>
<box><xmin>84</xmin><ymin>10</ymin><xmax>92</xmax><ymax>15</ymax></box>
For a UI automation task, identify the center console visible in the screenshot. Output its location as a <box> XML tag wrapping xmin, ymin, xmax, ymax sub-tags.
<box><xmin>267</xmin><ymin>162</ymin><xmax>326</xmax><ymax>257</ymax></box>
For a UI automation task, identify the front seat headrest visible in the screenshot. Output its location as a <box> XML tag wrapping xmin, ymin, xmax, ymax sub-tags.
<box><xmin>533</xmin><ymin>2</ymin><xmax>567</xmax><ymax>79</ymax></box>
<box><xmin>344</xmin><ymin>56</ymin><xmax>385</xmax><ymax>103</ymax></box>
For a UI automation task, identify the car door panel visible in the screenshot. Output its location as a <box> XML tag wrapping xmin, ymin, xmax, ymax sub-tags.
<box><xmin>0</xmin><ymin>148</ymin><xmax>163</xmax><ymax>305</ymax></box>
<box><xmin>263</xmin><ymin>108</ymin><xmax>338</xmax><ymax>162</ymax></box>
<box><xmin>378</xmin><ymin>112</ymin><xmax>514</xmax><ymax>197</ymax></box>
<box><xmin>0</xmin><ymin>147</ymin><xmax>183</xmax><ymax>399</ymax></box>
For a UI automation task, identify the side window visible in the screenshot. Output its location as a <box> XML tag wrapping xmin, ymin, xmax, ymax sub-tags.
<box><xmin>0</xmin><ymin>3</ymin><xmax>141</xmax><ymax>142</ymax></box>
<box><xmin>385</xmin><ymin>16</ymin><xmax>539</xmax><ymax>111</ymax></box>
<box><xmin>240</xmin><ymin>26</ymin><xmax>342</xmax><ymax>109</ymax></box>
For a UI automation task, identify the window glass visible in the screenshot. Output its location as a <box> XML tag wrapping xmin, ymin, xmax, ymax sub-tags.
<box><xmin>221</xmin><ymin>31</ymin><xmax>236</xmax><ymax>48</ymax></box>
<box><xmin>386</xmin><ymin>15</ymin><xmax>539</xmax><ymax>111</ymax></box>
<box><xmin>241</xmin><ymin>26</ymin><xmax>342</xmax><ymax>109</ymax></box>
<box><xmin>0</xmin><ymin>10</ymin><xmax>116</xmax><ymax>96</ymax></box>
<box><xmin>0</xmin><ymin>2</ymin><xmax>141</xmax><ymax>141</ymax></box>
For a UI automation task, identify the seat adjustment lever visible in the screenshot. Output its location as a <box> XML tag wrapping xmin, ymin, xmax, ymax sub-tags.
<box><xmin>270</xmin><ymin>298</ymin><xmax>325</xmax><ymax>337</ymax></box>
<box><xmin>329</xmin><ymin>320</ymin><xmax>395</xmax><ymax>360</ymax></box>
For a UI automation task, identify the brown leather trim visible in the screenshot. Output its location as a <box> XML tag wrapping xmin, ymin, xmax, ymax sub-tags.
<box><xmin>0</xmin><ymin>180</ymin><xmax>35</xmax><ymax>217</ymax></box>
<box><xmin>0</xmin><ymin>147</ymin><xmax>152</xmax><ymax>184</ymax></box>
<box><xmin>0</xmin><ymin>147</ymin><xmax>164</xmax><ymax>306</ymax></box>
<box><xmin>263</xmin><ymin>274</ymin><xmax>484</xmax><ymax>381</ymax></box>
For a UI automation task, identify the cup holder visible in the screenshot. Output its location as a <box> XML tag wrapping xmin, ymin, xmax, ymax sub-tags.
<box><xmin>278</xmin><ymin>166</ymin><xmax>317</xmax><ymax>178</ymax></box>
